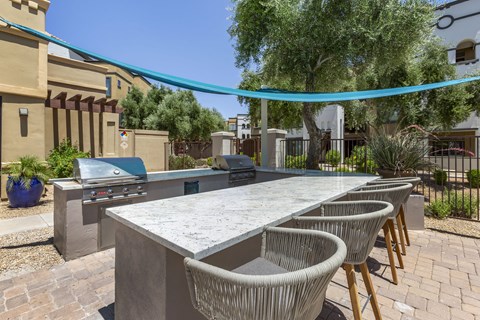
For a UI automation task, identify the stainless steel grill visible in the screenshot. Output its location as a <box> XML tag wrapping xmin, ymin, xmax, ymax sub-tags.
<box><xmin>73</xmin><ymin>157</ymin><xmax>148</xmax><ymax>204</ymax></box>
<box><xmin>212</xmin><ymin>155</ymin><xmax>256</xmax><ymax>182</ymax></box>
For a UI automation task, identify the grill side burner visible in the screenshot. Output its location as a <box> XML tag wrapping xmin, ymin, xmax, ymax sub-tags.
<box><xmin>74</xmin><ymin>157</ymin><xmax>148</xmax><ymax>204</ymax></box>
<box><xmin>212</xmin><ymin>155</ymin><xmax>256</xmax><ymax>182</ymax></box>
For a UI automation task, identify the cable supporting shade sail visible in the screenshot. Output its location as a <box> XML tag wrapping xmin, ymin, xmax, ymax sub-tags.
<box><xmin>2</xmin><ymin>17</ymin><xmax>480</xmax><ymax>103</ymax></box>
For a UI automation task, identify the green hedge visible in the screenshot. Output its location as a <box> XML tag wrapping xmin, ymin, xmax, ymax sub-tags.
<box><xmin>433</xmin><ymin>169</ymin><xmax>447</xmax><ymax>185</ymax></box>
<box><xmin>47</xmin><ymin>139</ymin><xmax>90</xmax><ymax>178</ymax></box>
<box><xmin>285</xmin><ymin>155</ymin><xmax>306</xmax><ymax>169</ymax></box>
<box><xmin>169</xmin><ymin>155</ymin><xmax>196</xmax><ymax>170</ymax></box>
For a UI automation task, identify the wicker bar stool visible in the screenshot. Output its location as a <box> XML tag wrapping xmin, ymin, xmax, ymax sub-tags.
<box><xmin>184</xmin><ymin>227</ymin><xmax>347</xmax><ymax>320</ymax></box>
<box><xmin>346</xmin><ymin>183</ymin><xmax>413</xmax><ymax>285</ymax></box>
<box><xmin>293</xmin><ymin>200</ymin><xmax>393</xmax><ymax>320</ymax></box>
<box><xmin>368</xmin><ymin>177</ymin><xmax>421</xmax><ymax>252</ymax></box>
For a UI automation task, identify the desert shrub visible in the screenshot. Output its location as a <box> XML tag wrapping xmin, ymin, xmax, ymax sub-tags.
<box><xmin>426</xmin><ymin>199</ymin><xmax>451</xmax><ymax>219</ymax></box>
<box><xmin>426</xmin><ymin>191</ymin><xmax>478</xmax><ymax>219</ymax></box>
<box><xmin>335</xmin><ymin>167</ymin><xmax>351</xmax><ymax>173</ymax></box>
<box><xmin>433</xmin><ymin>169</ymin><xmax>448</xmax><ymax>185</ymax></box>
<box><xmin>448</xmin><ymin>192</ymin><xmax>478</xmax><ymax>218</ymax></box>
<box><xmin>325</xmin><ymin>150</ymin><xmax>341</xmax><ymax>167</ymax></box>
<box><xmin>47</xmin><ymin>139</ymin><xmax>90</xmax><ymax>178</ymax></box>
<box><xmin>467</xmin><ymin>169</ymin><xmax>480</xmax><ymax>188</ymax></box>
<box><xmin>169</xmin><ymin>155</ymin><xmax>196</xmax><ymax>170</ymax></box>
<box><xmin>196</xmin><ymin>159</ymin><xmax>208</xmax><ymax>167</ymax></box>
<box><xmin>206</xmin><ymin>157</ymin><xmax>213</xmax><ymax>166</ymax></box>
<box><xmin>285</xmin><ymin>155</ymin><xmax>306</xmax><ymax>169</ymax></box>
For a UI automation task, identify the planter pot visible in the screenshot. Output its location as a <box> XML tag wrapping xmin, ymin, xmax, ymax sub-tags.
<box><xmin>6</xmin><ymin>177</ymin><xmax>44</xmax><ymax>208</ymax></box>
<box><xmin>375</xmin><ymin>168</ymin><xmax>416</xmax><ymax>179</ymax></box>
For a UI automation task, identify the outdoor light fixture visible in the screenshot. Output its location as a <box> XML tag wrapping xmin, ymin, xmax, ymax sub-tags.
<box><xmin>19</xmin><ymin>108</ymin><xmax>28</xmax><ymax>116</ymax></box>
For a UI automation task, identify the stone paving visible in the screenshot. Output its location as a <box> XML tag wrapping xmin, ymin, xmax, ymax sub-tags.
<box><xmin>0</xmin><ymin>229</ymin><xmax>479</xmax><ymax>319</ymax></box>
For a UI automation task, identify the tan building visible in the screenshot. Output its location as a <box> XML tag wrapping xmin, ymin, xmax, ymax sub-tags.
<box><xmin>0</xmin><ymin>0</ymin><xmax>168</xmax><ymax>195</ymax></box>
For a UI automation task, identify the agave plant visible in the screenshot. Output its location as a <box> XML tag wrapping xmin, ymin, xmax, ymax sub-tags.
<box><xmin>369</xmin><ymin>128</ymin><xmax>434</xmax><ymax>175</ymax></box>
<box><xmin>5</xmin><ymin>155</ymin><xmax>52</xmax><ymax>191</ymax></box>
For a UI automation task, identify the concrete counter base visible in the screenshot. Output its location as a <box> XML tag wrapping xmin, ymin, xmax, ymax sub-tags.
<box><xmin>114</xmin><ymin>221</ymin><xmax>262</xmax><ymax>320</ymax></box>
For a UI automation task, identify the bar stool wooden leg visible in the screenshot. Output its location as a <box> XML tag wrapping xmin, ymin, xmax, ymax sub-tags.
<box><xmin>400</xmin><ymin>205</ymin><xmax>410</xmax><ymax>246</ymax></box>
<box><xmin>360</xmin><ymin>262</ymin><xmax>382</xmax><ymax>320</ymax></box>
<box><xmin>382</xmin><ymin>224</ymin><xmax>398</xmax><ymax>285</ymax></box>
<box><xmin>396</xmin><ymin>215</ymin><xmax>407</xmax><ymax>255</ymax></box>
<box><xmin>387</xmin><ymin>219</ymin><xmax>404</xmax><ymax>270</ymax></box>
<box><xmin>344</xmin><ymin>264</ymin><xmax>363</xmax><ymax>320</ymax></box>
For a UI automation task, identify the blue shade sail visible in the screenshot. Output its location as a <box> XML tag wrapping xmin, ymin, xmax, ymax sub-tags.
<box><xmin>2</xmin><ymin>17</ymin><xmax>479</xmax><ymax>103</ymax></box>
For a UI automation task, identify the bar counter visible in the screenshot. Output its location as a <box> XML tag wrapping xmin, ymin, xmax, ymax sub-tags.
<box><xmin>107</xmin><ymin>174</ymin><xmax>377</xmax><ymax>320</ymax></box>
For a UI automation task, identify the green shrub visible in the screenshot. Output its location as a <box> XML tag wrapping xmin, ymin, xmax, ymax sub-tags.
<box><xmin>325</xmin><ymin>150</ymin><xmax>341</xmax><ymax>167</ymax></box>
<box><xmin>196</xmin><ymin>159</ymin><xmax>208</xmax><ymax>167</ymax></box>
<box><xmin>347</xmin><ymin>145</ymin><xmax>377</xmax><ymax>174</ymax></box>
<box><xmin>433</xmin><ymin>169</ymin><xmax>448</xmax><ymax>185</ymax></box>
<box><xmin>448</xmin><ymin>192</ymin><xmax>478</xmax><ymax>218</ymax></box>
<box><xmin>47</xmin><ymin>139</ymin><xmax>90</xmax><ymax>178</ymax></box>
<box><xmin>426</xmin><ymin>199</ymin><xmax>451</xmax><ymax>219</ymax></box>
<box><xmin>467</xmin><ymin>169</ymin><xmax>480</xmax><ymax>188</ymax></box>
<box><xmin>206</xmin><ymin>157</ymin><xmax>213</xmax><ymax>167</ymax></box>
<box><xmin>285</xmin><ymin>155</ymin><xmax>306</xmax><ymax>169</ymax></box>
<box><xmin>426</xmin><ymin>191</ymin><xmax>479</xmax><ymax>219</ymax></box>
<box><xmin>169</xmin><ymin>155</ymin><xmax>196</xmax><ymax>170</ymax></box>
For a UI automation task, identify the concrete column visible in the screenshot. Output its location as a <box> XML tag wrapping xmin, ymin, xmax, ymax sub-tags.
<box><xmin>267</xmin><ymin>129</ymin><xmax>287</xmax><ymax>168</ymax></box>
<box><xmin>211</xmin><ymin>132</ymin><xmax>235</xmax><ymax>157</ymax></box>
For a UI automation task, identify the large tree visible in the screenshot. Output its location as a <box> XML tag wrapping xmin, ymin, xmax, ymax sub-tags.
<box><xmin>344</xmin><ymin>39</ymin><xmax>473</xmax><ymax>131</ymax></box>
<box><xmin>144</xmin><ymin>90</ymin><xmax>225</xmax><ymax>141</ymax></box>
<box><xmin>229</xmin><ymin>0</ymin><xmax>435</xmax><ymax>169</ymax></box>
<box><xmin>121</xmin><ymin>85</ymin><xmax>173</xmax><ymax>129</ymax></box>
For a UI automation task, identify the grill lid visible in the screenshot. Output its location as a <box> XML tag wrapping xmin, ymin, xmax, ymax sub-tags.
<box><xmin>212</xmin><ymin>155</ymin><xmax>255</xmax><ymax>172</ymax></box>
<box><xmin>73</xmin><ymin>157</ymin><xmax>147</xmax><ymax>184</ymax></box>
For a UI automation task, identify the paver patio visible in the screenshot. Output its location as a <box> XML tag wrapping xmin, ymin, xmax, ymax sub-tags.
<box><xmin>0</xmin><ymin>229</ymin><xmax>479</xmax><ymax>320</ymax></box>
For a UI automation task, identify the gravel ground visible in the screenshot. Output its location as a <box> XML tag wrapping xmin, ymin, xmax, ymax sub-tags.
<box><xmin>0</xmin><ymin>227</ymin><xmax>63</xmax><ymax>281</ymax></box>
<box><xmin>0</xmin><ymin>184</ymin><xmax>54</xmax><ymax>220</ymax></box>
<box><xmin>425</xmin><ymin>216</ymin><xmax>480</xmax><ymax>238</ymax></box>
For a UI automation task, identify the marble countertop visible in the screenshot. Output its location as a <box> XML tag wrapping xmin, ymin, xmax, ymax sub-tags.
<box><xmin>107</xmin><ymin>175</ymin><xmax>377</xmax><ymax>259</ymax></box>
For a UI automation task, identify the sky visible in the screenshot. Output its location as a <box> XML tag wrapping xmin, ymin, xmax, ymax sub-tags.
<box><xmin>46</xmin><ymin>0</ymin><xmax>246</xmax><ymax>119</ymax></box>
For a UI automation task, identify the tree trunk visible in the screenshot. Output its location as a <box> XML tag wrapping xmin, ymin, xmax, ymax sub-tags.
<box><xmin>303</xmin><ymin>73</ymin><xmax>324</xmax><ymax>170</ymax></box>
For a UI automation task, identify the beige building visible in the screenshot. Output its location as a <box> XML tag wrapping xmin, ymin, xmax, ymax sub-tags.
<box><xmin>0</xmin><ymin>0</ymin><xmax>169</xmax><ymax>195</ymax></box>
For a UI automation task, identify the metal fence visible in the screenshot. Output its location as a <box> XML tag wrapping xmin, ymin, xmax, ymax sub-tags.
<box><xmin>280</xmin><ymin>136</ymin><xmax>480</xmax><ymax>221</ymax></box>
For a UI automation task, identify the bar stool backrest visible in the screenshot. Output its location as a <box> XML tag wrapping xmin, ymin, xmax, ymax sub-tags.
<box><xmin>346</xmin><ymin>183</ymin><xmax>413</xmax><ymax>217</ymax></box>
<box><xmin>294</xmin><ymin>200</ymin><xmax>393</xmax><ymax>264</ymax></box>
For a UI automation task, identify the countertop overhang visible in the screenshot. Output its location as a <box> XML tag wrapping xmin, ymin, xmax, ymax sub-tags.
<box><xmin>106</xmin><ymin>175</ymin><xmax>377</xmax><ymax>260</ymax></box>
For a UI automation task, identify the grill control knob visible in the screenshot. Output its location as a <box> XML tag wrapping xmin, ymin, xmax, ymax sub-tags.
<box><xmin>123</xmin><ymin>187</ymin><xmax>129</xmax><ymax>195</ymax></box>
<box><xmin>107</xmin><ymin>189</ymin><xmax>114</xmax><ymax>197</ymax></box>
<box><xmin>137</xmin><ymin>186</ymin><xmax>144</xmax><ymax>194</ymax></box>
<box><xmin>90</xmin><ymin>191</ymin><xmax>97</xmax><ymax>200</ymax></box>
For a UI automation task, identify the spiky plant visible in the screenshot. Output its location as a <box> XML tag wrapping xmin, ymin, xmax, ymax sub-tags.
<box><xmin>5</xmin><ymin>155</ymin><xmax>52</xmax><ymax>191</ymax></box>
<box><xmin>369</xmin><ymin>128</ymin><xmax>434</xmax><ymax>174</ymax></box>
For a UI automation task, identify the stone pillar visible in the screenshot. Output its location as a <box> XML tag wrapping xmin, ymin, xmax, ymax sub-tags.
<box><xmin>211</xmin><ymin>132</ymin><xmax>235</xmax><ymax>157</ymax></box>
<box><xmin>267</xmin><ymin>129</ymin><xmax>287</xmax><ymax>168</ymax></box>
<box><xmin>405</xmin><ymin>195</ymin><xmax>424</xmax><ymax>230</ymax></box>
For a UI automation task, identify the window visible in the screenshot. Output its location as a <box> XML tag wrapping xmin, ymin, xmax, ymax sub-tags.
<box><xmin>247</xmin><ymin>134</ymin><xmax>250</xmax><ymax>139</ymax></box>
<box><xmin>242</xmin><ymin>134</ymin><xmax>246</xmax><ymax>139</ymax></box>
<box><xmin>242</xmin><ymin>123</ymin><xmax>246</xmax><ymax>129</ymax></box>
<box><xmin>229</xmin><ymin>124</ymin><xmax>236</xmax><ymax>131</ymax></box>
<box><xmin>117</xmin><ymin>79</ymin><xmax>122</xmax><ymax>89</ymax></box>
<box><xmin>247</xmin><ymin>124</ymin><xmax>250</xmax><ymax>129</ymax></box>
<box><xmin>456</xmin><ymin>40</ymin><xmax>476</xmax><ymax>63</ymax></box>
<box><xmin>106</xmin><ymin>77</ymin><xmax>112</xmax><ymax>98</ymax></box>
<box><xmin>128</xmin><ymin>86</ymin><xmax>131</xmax><ymax>93</ymax></box>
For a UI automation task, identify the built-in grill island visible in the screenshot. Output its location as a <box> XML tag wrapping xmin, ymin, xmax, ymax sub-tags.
<box><xmin>212</xmin><ymin>155</ymin><xmax>256</xmax><ymax>185</ymax></box>
<box><xmin>53</xmin><ymin>156</ymin><xmax>299</xmax><ymax>260</ymax></box>
<box><xmin>74</xmin><ymin>157</ymin><xmax>148</xmax><ymax>204</ymax></box>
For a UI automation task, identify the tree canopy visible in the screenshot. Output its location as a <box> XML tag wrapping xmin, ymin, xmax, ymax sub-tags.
<box><xmin>229</xmin><ymin>0</ymin><xmax>445</xmax><ymax>169</ymax></box>
<box><xmin>121</xmin><ymin>86</ymin><xmax>225</xmax><ymax>141</ymax></box>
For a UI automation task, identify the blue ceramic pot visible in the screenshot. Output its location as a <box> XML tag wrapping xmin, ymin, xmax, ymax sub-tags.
<box><xmin>6</xmin><ymin>177</ymin><xmax>44</xmax><ymax>208</ymax></box>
